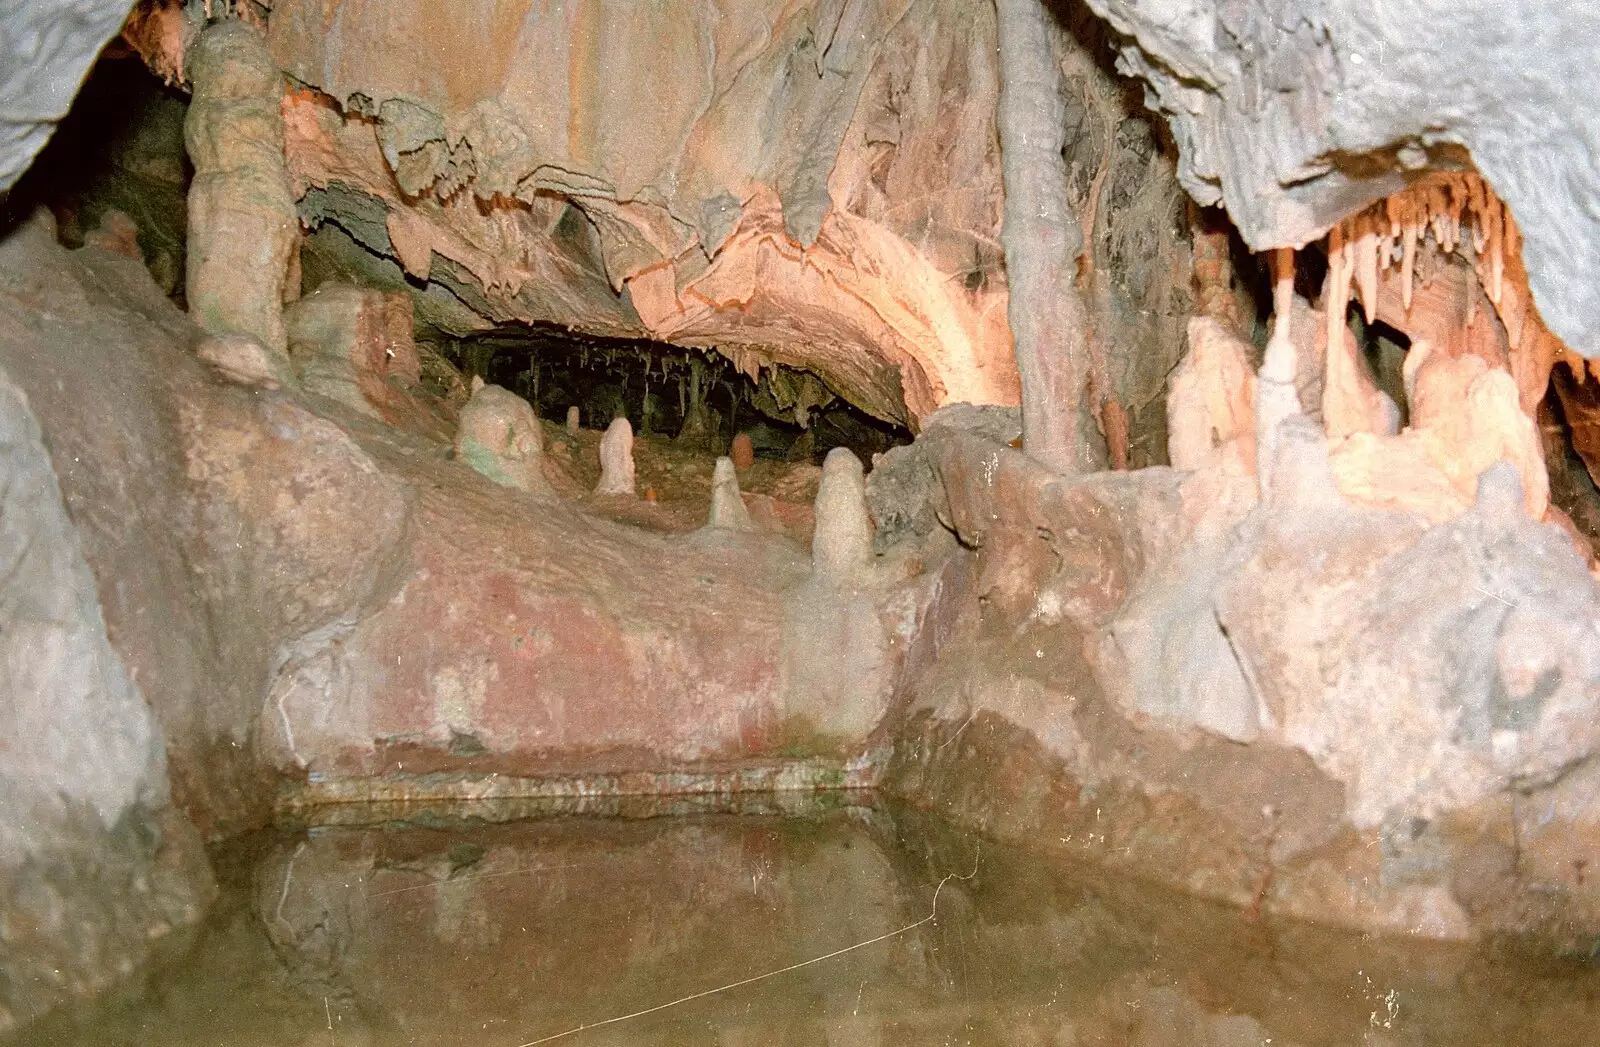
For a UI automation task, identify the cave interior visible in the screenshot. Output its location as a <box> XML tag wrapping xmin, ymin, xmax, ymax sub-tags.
<box><xmin>2</xmin><ymin>0</ymin><xmax>1600</xmax><ymax>1041</ymax></box>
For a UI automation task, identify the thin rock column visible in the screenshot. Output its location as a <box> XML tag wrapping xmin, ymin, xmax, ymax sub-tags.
<box><xmin>996</xmin><ymin>0</ymin><xmax>1097</xmax><ymax>473</ymax></box>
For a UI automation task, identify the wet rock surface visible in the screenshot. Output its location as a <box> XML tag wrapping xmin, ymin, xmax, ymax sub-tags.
<box><xmin>0</xmin><ymin>223</ymin><xmax>215</xmax><ymax>1032</ymax></box>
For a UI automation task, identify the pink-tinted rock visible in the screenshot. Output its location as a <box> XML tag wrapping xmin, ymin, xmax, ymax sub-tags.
<box><xmin>82</xmin><ymin>206</ymin><xmax>142</xmax><ymax>260</ymax></box>
<box><xmin>454</xmin><ymin>378</ymin><xmax>548</xmax><ymax>494</ymax></box>
<box><xmin>196</xmin><ymin>331</ymin><xmax>291</xmax><ymax>388</ymax></box>
<box><xmin>878</xmin><ymin>424</ymin><xmax>1600</xmax><ymax>941</ymax></box>
<box><xmin>258</xmin><ymin>430</ymin><xmax>820</xmax><ymax>782</ymax></box>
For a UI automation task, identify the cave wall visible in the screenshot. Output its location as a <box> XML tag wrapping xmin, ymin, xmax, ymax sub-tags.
<box><xmin>0</xmin><ymin>217</ymin><xmax>213</xmax><ymax>1033</ymax></box>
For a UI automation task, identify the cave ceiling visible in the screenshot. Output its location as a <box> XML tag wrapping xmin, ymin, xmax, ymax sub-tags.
<box><xmin>263</xmin><ymin>0</ymin><xmax>1025</xmax><ymax>427</ymax></box>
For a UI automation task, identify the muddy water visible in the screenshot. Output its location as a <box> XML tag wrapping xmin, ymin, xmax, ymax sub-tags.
<box><xmin>16</xmin><ymin>798</ymin><xmax>1599</xmax><ymax>1047</ymax></box>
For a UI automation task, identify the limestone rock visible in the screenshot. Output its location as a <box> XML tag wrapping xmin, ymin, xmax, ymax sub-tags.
<box><xmin>0</xmin><ymin>355</ymin><xmax>213</xmax><ymax>1032</ymax></box>
<box><xmin>184</xmin><ymin>22</ymin><xmax>297</xmax><ymax>356</ymax></box>
<box><xmin>1168</xmin><ymin>316</ymin><xmax>1257</xmax><ymax>472</ymax></box>
<box><xmin>1083</xmin><ymin>0</ymin><xmax>1600</xmax><ymax>358</ymax></box>
<box><xmin>454</xmin><ymin>380</ymin><xmax>548</xmax><ymax>495</ymax></box>
<box><xmin>565</xmin><ymin>404</ymin><xmax>580</xmax><ymax>436</ymax></box>
<box><xmin>0</xmin><ymin>0</ymin><xmax>131</xmax><ymax>189</ymax></box>
<box><xmin>707</xmin><ymin>456</ymin><xmax>755</xmax><ymax>531</ymax></box>
<box><xmin>82</xmin><ymin>207</ymin><xmax>143</xmax><ymax>261</ymax></box>
<box><xmin>595</xmin><ymin>416</ymin><xmax>635</xmax><ymax>496</ymax></box>
<box><xmin>921</xmin><ymin>402</ymin><xmax>1023</xmax><ymax>446</ymax></box>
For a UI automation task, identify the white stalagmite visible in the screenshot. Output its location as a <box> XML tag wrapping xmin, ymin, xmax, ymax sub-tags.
<box><xmin>1255</xmin><ymin>248</ymin><xmax>1302</xmax><ymax>495</ymax></box>
<box><xmin>811</xmin><ymin>447</ymin><xmax>873</xmax><ymax>584</ymax></box>
<box><xmin>595</xmin><ymin>417</ymin><xmax>635</xmax><ymax>496</ymax></box>
<box><xmin>707</xmin><ymin>456</ymin><xmax>755</xmax><ymax>531</ymax></box>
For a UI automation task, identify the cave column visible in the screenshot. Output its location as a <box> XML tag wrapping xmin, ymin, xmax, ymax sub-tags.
<box><xmin>995</xmin><ymin>0</ymin><xmax>1098</xmax><ymax>473</ymax></box>
<box><xmin>183</xmin><ymin>21</ymin><xmax>298</xmax><ymax>358</ymax></box>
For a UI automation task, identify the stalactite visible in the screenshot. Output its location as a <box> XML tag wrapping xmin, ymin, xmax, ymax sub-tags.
<box><xmin>1325</xmin><ymin>172</ymin><xmax>1572</xmax><ymax>418</ymax></box>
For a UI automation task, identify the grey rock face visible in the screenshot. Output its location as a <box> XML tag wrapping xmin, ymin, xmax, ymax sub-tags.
<box><xmin>0</xmin><ymin>0</ymin><xmax>132</xmax><ymax>190</ymax></box>
<box><xmin>0</xmin><ymin>365</ymin><xmax>164</xmax><ymax>846</ymax></box>
<box><xmin>1086</xmin><ymin>0</ymin><xmax>1600</xmax><ymax>357</ymax></box>
<box><xmin>0</xmin><ymin>358</ymin><xmax>213</xmax><ymax>1033</ymax></box>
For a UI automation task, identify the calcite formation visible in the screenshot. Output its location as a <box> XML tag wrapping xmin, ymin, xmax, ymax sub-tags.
<box><xmin>1083</xmin><ymin>0</ymin><xmax>1600</xmax><ymax>360</ymax></box>
<box><xmin>7</xmin><ymin>5</ymin><xmax>1600</xmax><ymax>1035</ymax></box>
<box><xmin>707</xmin><ymin>455</ymin><xmax>756</xmax><ymax>532</ymax></box>
<box><xmin>595</xmin><ymin>416</ymin><xmax>636</xmax><ymax>496</ymax></box>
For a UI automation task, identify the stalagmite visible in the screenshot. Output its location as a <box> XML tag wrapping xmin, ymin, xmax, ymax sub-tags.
<box><xmin>455</xmin><ymin>378</ymin><xmax>549</xmax><ymax>495</ymax></box>
<box><xmin>1168</xmin><ymin>317</ymin><xmax>1257</xmax><ymax>472</ymax></box>
<box><xmin>729</xmin><ymin>431</ymin><xmax>755</xmax><ymax>471</ymax></box>
<box><xmin>995</xmin><ymin>0</ymin><xmax>1099</xmax><ymax>473</ymax></box>
<box><xmin>811</xmin><ymin>447</ymin><xmax>874</xmax><ymax>585</ymax></box>
<box><xmin>1256</xmin><ymin>248</ymin><xmax>1303</xmax><ymax>494</ymax></box>
<box><xmin>565</xmin><ymin>405</ymin><xmax>580</xmax><ymax>436</ymax></box>
<box><xmin>184</xmin><ymin>21</ymin><xmax>297</xmax><ymax>357</ymax></box>
<box><xmin>595</xmin><ymin>417</ymin><xmax>635</xmax><ymax>496</ymax></box>
<box><xmin>707</xmin><ymin>457</ymin><xmax>756</xmax><ymax>532</ymax></box>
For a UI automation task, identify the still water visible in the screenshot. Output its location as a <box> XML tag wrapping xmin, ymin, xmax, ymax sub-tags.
<box><xmin>17</xmin><ymin>798</ymin><xmax>1599</xmax><ymax>1047</ymax></box>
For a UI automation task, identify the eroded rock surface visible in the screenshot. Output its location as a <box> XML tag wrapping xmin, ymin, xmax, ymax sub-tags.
<box><xmin>0</xmin><ymin>0</ymin><xmax>132</xmax><ymax>189</ymax></box>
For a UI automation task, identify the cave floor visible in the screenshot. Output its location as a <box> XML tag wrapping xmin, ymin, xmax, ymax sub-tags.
<box><xmin>15</xmin><ymin>798</ymin><xmax>1598</xmax><ymax>1047</ymax></box>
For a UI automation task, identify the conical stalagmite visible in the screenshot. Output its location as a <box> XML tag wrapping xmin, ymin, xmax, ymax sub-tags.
<box><xmin>708</xmin><ymin>456</ymin><xmax>756</xmax><ymax>531</ymax></box>
<box><xmin>811</xmin><ymin>447</ymin><xmax>873</xmax><ymax>584</ymax></box>
<box><xmin>595</xmin><ymin>417</ymin><xmax>635</xmax><ymax>496</ymax></box>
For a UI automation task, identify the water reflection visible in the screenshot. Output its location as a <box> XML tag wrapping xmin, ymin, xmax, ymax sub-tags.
<box><xmin>18</xmin><ymin>801</ymin><xmax>1599</xmax><ymax>1046</ymax></box>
